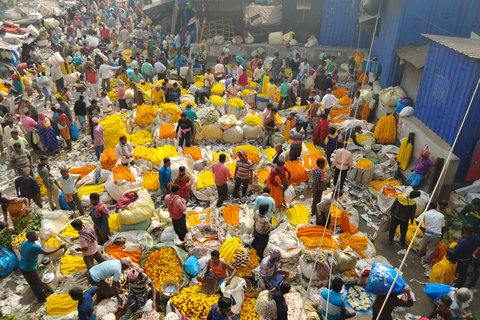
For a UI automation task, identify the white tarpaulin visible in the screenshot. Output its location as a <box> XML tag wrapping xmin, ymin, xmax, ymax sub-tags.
<box><xmin>244</xmin><ymin>4</ymin><xmax>282</xmax><ymax>29</ymax></box>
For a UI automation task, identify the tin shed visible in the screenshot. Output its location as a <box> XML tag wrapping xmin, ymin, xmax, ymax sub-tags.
<box><xmin>415</xmin><ymin>34</ymin><xmax>480</xmax><ymax>182</ymax></box>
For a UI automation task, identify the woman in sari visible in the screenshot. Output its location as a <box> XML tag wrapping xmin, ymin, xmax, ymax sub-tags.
<box><xmin>51</xmin><ymin>107</ymin><xmax>60</xmax><ymax>136</ymax></box>
<box><xmin>56</xmin><ymin>109</ymin><xmax>72</xmax><ymax>151</ymax></box>
<box><xmin>266</xmin><ymin>161</ymin><xmax>291</xmax><ymax>207</ymax></box>
<box><xmin>37</xmin><ymin>113</ymin><xmax>59</xmax><ymax>154</ymax></box>
<box><xmin>260</xmin><ymin>70</ymin><xmax>272</xmax><ymax>95</ymax></box>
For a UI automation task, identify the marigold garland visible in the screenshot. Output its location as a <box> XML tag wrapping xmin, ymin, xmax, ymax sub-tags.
<box><xmin>144</xmin><ymin>247</ymin><xmax>182</xmax><ymax>290</ymax></box>
<box><xmin>171</xmin><ymin>284</ymin><xmax>219</xmax><ymax>320</ymax></box>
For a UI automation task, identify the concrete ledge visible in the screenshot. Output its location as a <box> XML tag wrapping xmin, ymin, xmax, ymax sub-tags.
<box><xmin>371</xmin><ymin>81</ymin><xmax>459</xmax><ymax>199</ymax></box>
<box><xmin>191</xmin><ymin>43</ymin><xmax>369</xmax><ymax>67</ymax></box>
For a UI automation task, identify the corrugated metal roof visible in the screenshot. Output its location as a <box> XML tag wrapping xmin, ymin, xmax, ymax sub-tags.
<box><xmin>395</xmin><ymin>44</ymin><xmax>429</xmax><ymax>69</ymax></box>
<box><xmin>422</xmin><ymin>34</ymin><xmax>480</xmax><ymax>59</ymax></box>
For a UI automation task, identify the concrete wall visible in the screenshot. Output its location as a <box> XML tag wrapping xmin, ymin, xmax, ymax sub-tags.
<box><xmin>191</xmin><ymin>43</ymin><xmax>369</xmax><ymax>69</ymax></box>
<box><xmin>371</xmin><ymin>81</ymin><xmax>460</xmax><ymax>200</ymax></box>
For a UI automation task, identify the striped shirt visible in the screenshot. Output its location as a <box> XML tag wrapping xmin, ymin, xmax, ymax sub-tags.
<box><xmin>290</xmin><ymin>128</ymin><xmax>305</xmax><ymax>147</ymax></box>
<box><xmin>129</xmin><ymin>273</ymin><xmax>153</xmax><ymax>295</ymax></box>
<box><xmin>320</xmin><ymin>289</ymin><xmax>345</xmax><ymax>320</ymax></box>
<box><xmin>235</xmin><ymin>159</ymin><xmax>253</xmax><ymax>180</ymax></box>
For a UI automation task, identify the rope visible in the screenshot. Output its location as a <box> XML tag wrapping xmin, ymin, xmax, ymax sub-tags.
<box><xmin>374</xmin><ymin>76</ymin><xmax>480</xmax><ymax>320</ymax></box>
<box><xmin>364</xmin><ymin>0</ymin><xmax>382</xmax><ymax>75</ymax></box>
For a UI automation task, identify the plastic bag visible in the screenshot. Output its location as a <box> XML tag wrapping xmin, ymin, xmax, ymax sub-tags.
<box><xmin>284</xmin><ymin>185</ymin><xmax>296</xmax><ymax>203</ymax></box>
<box><xmin>220</xmin><ymin>277</ymin><xmax>246</xmax><ymax>314</ymax></box>
<box><xmin>396</xmin><ymin>97</ymin><xmax>413</xmax><ymax>112</ymax></box>
<box><xmin>424</xmin><ymin>283</ymin><xmax>454</xmax><ymax>302</ymax></box>
<box><xmin>160</xmin><ymin>227</ymin><xmax>179</xmax><ymax>243</ymax></box>
<box><xmin>245</xmin><ymin>32</ymin><xmax>254</xmax><ymax>44</ymax></box>
<box><xmin>0</xmin><ymin>247</ymin><xmax>19</xmax><ymax>277</ymax></box>
<box><xmin>399</xmin><ymin>106</ymin><xmax>414</xmax><ymax>117</ymax></box>
<box><xmin>366</xmin><ymin>263</ymin><xmax>407</xmax><ymax>295</ymax></box>
<box><xmin>184</xmin><ymin>255</ymin><xmax>200</xmax><ymax>277</ymax></box>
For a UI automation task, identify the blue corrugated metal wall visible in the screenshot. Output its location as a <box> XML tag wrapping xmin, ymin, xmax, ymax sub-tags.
<box><xmin>415</xmin><ymin>41</ymin><xmax>480</xmax><ymax>181</ymax></box>
<box><xmin>319</xmin><ymin>0</ymin><xmax>373</xmax><ymax>48</ymax></box>
<box><xmin>370</xmin><ymin>0</ymin><xmax>480</xmax><ymax>88</ymax></box>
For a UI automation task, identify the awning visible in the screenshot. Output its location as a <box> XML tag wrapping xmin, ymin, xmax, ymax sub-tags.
<box><xmin>395</xmin><ymin>44</ymin><xmax>428</xmax><ymax>69</ymax></box>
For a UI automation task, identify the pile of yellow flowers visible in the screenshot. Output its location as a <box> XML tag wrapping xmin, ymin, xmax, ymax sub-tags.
<box><xmin>305</xmin><ymin>142</ymin><xmax>323</xmax><ymax>155</ymax></box>
<box><xmin>229</xmin><ymin>98</ymin><xmax>245</xmax><ymax>109</ymax></box>
<box><xmin>249</xmin><ymin>249</ymin><xmax>260</xmax><ymax>268</ymax></box>
<box><xmin>144</xmin><ymin>247</ymin><xmax>182</xmax><ymax>289</ymax></box>
<box><xmin>107</xmin><ymin>90</ymin><xmax>117</xmax><ymax>101</ymax></box>
<box><xmin>160</xmin><ymin>102</ymin><xmax>182</xmax><ymax>123</ymax></box>
<box><xmin>240</xmin><ymin>297</ymin><xmax>259</xmax><ymax>320</ymax></box>
<box><xmin>338</xmin><ymin>232</ymin><xmax>368</xmax><ymax>258</ymax></box>
<box><xmin>130</xmin><ymin>129</ymin><xmax>154</xmax><ymax>145</ymax></box>
<box><xmin>343</xmin><ymin>269</ymin><xmax>358</xmax><ymax>277</ymax></box>
<box><xmin>332</xmin><ymin>88</ymin><xmax>347</xmax><ymax>98</ymax></box>
<box><xmin>370</xmin><ymin>179</ymin><xmax>400</xmax><ymax>191</ymax></box>
<box><xmin>60</xmin><ymin>254</ymin><xmax>87</xmax><ymax>274</ymax></box>
<box><xmin>396</xmin><ymin>137</ymin><xmax>413</xmax><ymax>170</ymax></box>
<box><xmin>196</xmin><ymin>170</ymin><xmax>215</xmax><ymax>190</ymax></box>
<box><xmin>133</xmin><ymin>145</ymin><xmax>179</xmax><ymax>166</ymax></box>
<box><xmin>193</xmin><ymin>81</ymin><xmax>203</xmax><ymax>87</ymax></box>
<box><xmin>241</xmin><ymin>89</ymin><xmax>254</xmax><ymax>97</ymax></box>
<box><xmin>374</xmin><ymin>114</ymin><xmax>396</xmax><ymax>144</ymax></box>
<box><xmin>257</xmin><ymin>93</ymin><xmax>268</xmax><ymax>99</ymax></box>
<box><xmin>61</xmin><ymin>225</ymin><xmax>79</xmax><ymax>237</ymax></box>
<box><xmin>181</xmin><ymin>101</ymin><xmax>197</xmax><ymax>109</ymax></box>
<box><xmin>261</xmin><ymin>148</ymin><xmax>276</xmax><ymax>161</ymax></box>
<box><xmin>34</xmin><ymin>176</ymin><xmax>48</xmax><ymax>196</ymax></box>
<box><xmin>338</xmin><ymin>96</ymin><xmax>353</xmax><ymax>106</ymax></box>
<box><xmin>181</xmin><ymin>88</ymin><xmax>189</xmax><ymax>95</ymax></box>
<box><xmin>285</xmin><ymin>204</ymin><xmax>310</xmax><ymax>226</ymax></box>
<box><xmin>211</xmin><ymin>152</ymin><xmax>229</xmax><ymax>164</ymax></box>
<box><xmin>233</xmin><ymin>145</ymin><xmax>259</xmax><ymax>156</ymax></box>
<box><xmin>99</xmin><ymin>114</ymin><xmax>130</xmax><ymax>148</ymax></box>
<box><xmin>236</xmin><ymin>266</ymin><xmax>252</xmax><ymax>277</ymax></box>
<box><xmin>211</xmin><ymin>95</ymin><xmax>226</xmax><ymax>106</ymax></box>
<box><xmin>257</xmin><ymin>167</ymin><xmax>270</xmax><ymax>184</ymax></box>
<box><xmin>211</xmin><ymin>83</ymin><xmax>224</xmax><ymax>95</ymax></box>
<box><xmin>244</xmin><ymin>115</ymin><xmax>262</xmax><ymax>127</ymax></box>
<box><xmin>45</xmin><ymin>293</ymin><xmax>79</xmax><ymax>316</ymax></box>
<box><xmin>248</xmin><ymin>80</ymin><xmax>258</xmax><ymax>88</ymax></box>
<box><xmin>300</xmin><ymin>236</ymin><xmax>340</xmax><ymax>250</ymax></box>
<box><xmin>142</xmin><ymin>171</ymin><xmax>160</xmax><ymax>191</ymax></box>
<box><xmin>356</xmin><ymin>158</ymin><xmax>374</xmax><ymax>169</ymax></box>
<box><xmin>219</xmin><ymin>237</ymin><xmax>244</xmax><ymax>264</ymax></box>
<box><xmin>44</xmin><ymin>237</ymin><xmax>62</xmax><ymax>248</ymax></box>
<box><xmin>11</xmin><ymin>233</ymin><xmax>26</xmax><ymax>249</ymax></box>
<box><xmin>134</xmin><ymin>104</ymin><xmax>158</xmax><ymax>126</ymax></box>
<box><xmin>171</xmin><ymin>284</ymin><xmax>219</xmax><ymax>320</ymax></box>
<box><xmin>194</xmin><ymin>74</ymin><xmax>204</xmax><ymax>82</ymax></box>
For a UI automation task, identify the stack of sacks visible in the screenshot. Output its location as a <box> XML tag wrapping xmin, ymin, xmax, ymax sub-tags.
<box><xmin>243</xmin><ymin>115</ymin><xmax>263</xmax><ymax>140</ymax></box>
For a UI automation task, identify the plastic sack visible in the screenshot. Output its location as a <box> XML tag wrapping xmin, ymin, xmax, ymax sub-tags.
<box><xmin>202</xmin><ymin>124</ymin><xmax>223</xmax><ymax>140</ymax></box>
<box><xmin>366</xmin><ymin>263</ymin><xmax>407</xmax><ymax>295</ymax></box>
<box><xmin>0</xmin><ymin>247</ymin><xmax>19</xmax><ymax>277</ymax></box>
<box><xmin>333</xmin><ymin>247</ymin><xmax>357</xmax><ymax>272</ymax></box>
<box><xmin>160</xmin><ymin>227</ymin><xmax>179</xmax><ymax>243</ymax></box>
<box><xmin>304</xmin><ymin>35</ymin><xmax>319</xmax><ymax>48</ymax></box>
<box><xmin>117</xmin><ymin>188</ymin><xmax>155</xmax><ymax>225</ymax></box>
<box><xmin>219</xmin><ymin>115</ymin><xmax>237</xmax><ymax>130</ymax></box>
<box><xmin>424</xmin><ymin>283</ymin><xmax>454</xmax><ymax>302</ymax></box>
<box><xmin>40</xmin><ymin>210</ymin><xmax>71</xmax><ymax>240</ymax></box>
<box><xmin>243</xmin><ymin>125</ymin><xmax>263</xmax><ymax>140</ymax></box>
<box><xmin>245</xmin><ymin>32</ymin><xmax>254</xmax><ymax>44</ymax></box>
<box><xmin>380</xmin><ymin>86</ymin><xmax>406</xmax><ymax>107</ymax></box>
<box><xmin>268</xmin><ymin>32</ymin><xmax>283</xmax><ymax>45</ymax></box>
<box><xmin>184</xmin><ymin>255</ymin><xmax>200</xmax><ymax>277</ymax></box>
<box><xmin>121</xmin><ymin>220</ymin><xmax>151</xmax><ymax>232</ymax></box>
<box><xmin>284</xmin><ymin>185</ymin><xmax>296</xmax><ymax>203</ymax></box>
<box><xmin>399</xmin><ymin>106</ymin><xmax>414</xmax><ymax>118</ymax></box>
<box><xmin>220</xmin><ymin>276</ymin><xmax>246</xmax><ymax>314</ymax></box>
<box><xmin>396</xmin><ymin>97</ymin><xmax>413</xmax><ymax>112</ymax></box>
<box><xmin>223</xmin><ymin>126</ymin><xmax>244</xmax><ymax>143</ymax></box>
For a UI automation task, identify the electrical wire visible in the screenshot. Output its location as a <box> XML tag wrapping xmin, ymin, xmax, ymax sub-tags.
<box><xmin>374</xmin><ymin>76</ymin><xmax>480</xmax><ymax>320</ymax></box>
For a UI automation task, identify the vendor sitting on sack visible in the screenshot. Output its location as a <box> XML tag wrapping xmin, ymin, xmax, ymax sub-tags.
<box><xmin>259</xmin><ymin>250</ymin><xmax>290</xmax><ymax>291</ymax></box>
<box><xmin>127</xmin><ymin>266</ymin><xmax>163</xmax><ymax>314</ymax></box>
<box><xmin>197</xmin><ymin>250</ymin><xmax>237</xmax><ymax>286</ymax></box>
<box><xmin>407</xmin><ymin>149</ymin><xmax>437</xmax><ymax>187</ymax></box>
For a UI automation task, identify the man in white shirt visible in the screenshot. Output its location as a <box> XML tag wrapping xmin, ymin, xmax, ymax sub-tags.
<box><xmin>50</xmin><ymin>64</ymin><xmax>65</xmax><ymax>92</ymax></box>
<box><xmin>119</xmin><ymin>27</ymin><xmax>130</xmax><ymax>50</ymax></box>
<box><xmin>298</xmin><ymin>58</ymin><xmax>310</xmax><ymax>74</ymax></box>
<box><xmin>416</xmin><ymin>202</ymin><xmax>445</xmax><ymax>265</ymax></box>
<box><xmin>253</xmin><ymin>63</ymin><xmax>264</xmax><ymax>83</ymax></box>
<box><xmin>179</xmin><ymin>61</ymin><xmax>189</xmax><ymax>89</ymax></box>
<box><xmin>236</xmin><ymin>61</ymin><xmax>243</xmax><ymax>80</ymax></box>
<box><xmin>115</xmin><ymin>135</ymin><xmax>134</xmax><ymax>166</ymax></box>
<box><xmin>154</xmin><ymin>60</ymin><xmax>166</xmax><ymax>81</ymax></box>
<box><xmin>214</xmin><ymin>59</ymin><xmax>226</xmax><ymax>81</ymax></box>
<box><xmin>332</xmin><ymin>145</ymin><xmax>353</xmax><ymax>191</ymax></box>
<box><xmin>99</xmin><ymin>61</ymin><xmax>120</xmax><ymax>93</ymax></box>
<box><xmin>321</xmin><ymin>88</ymin><xmax>338</xmax><ymax>117</ymax></box>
